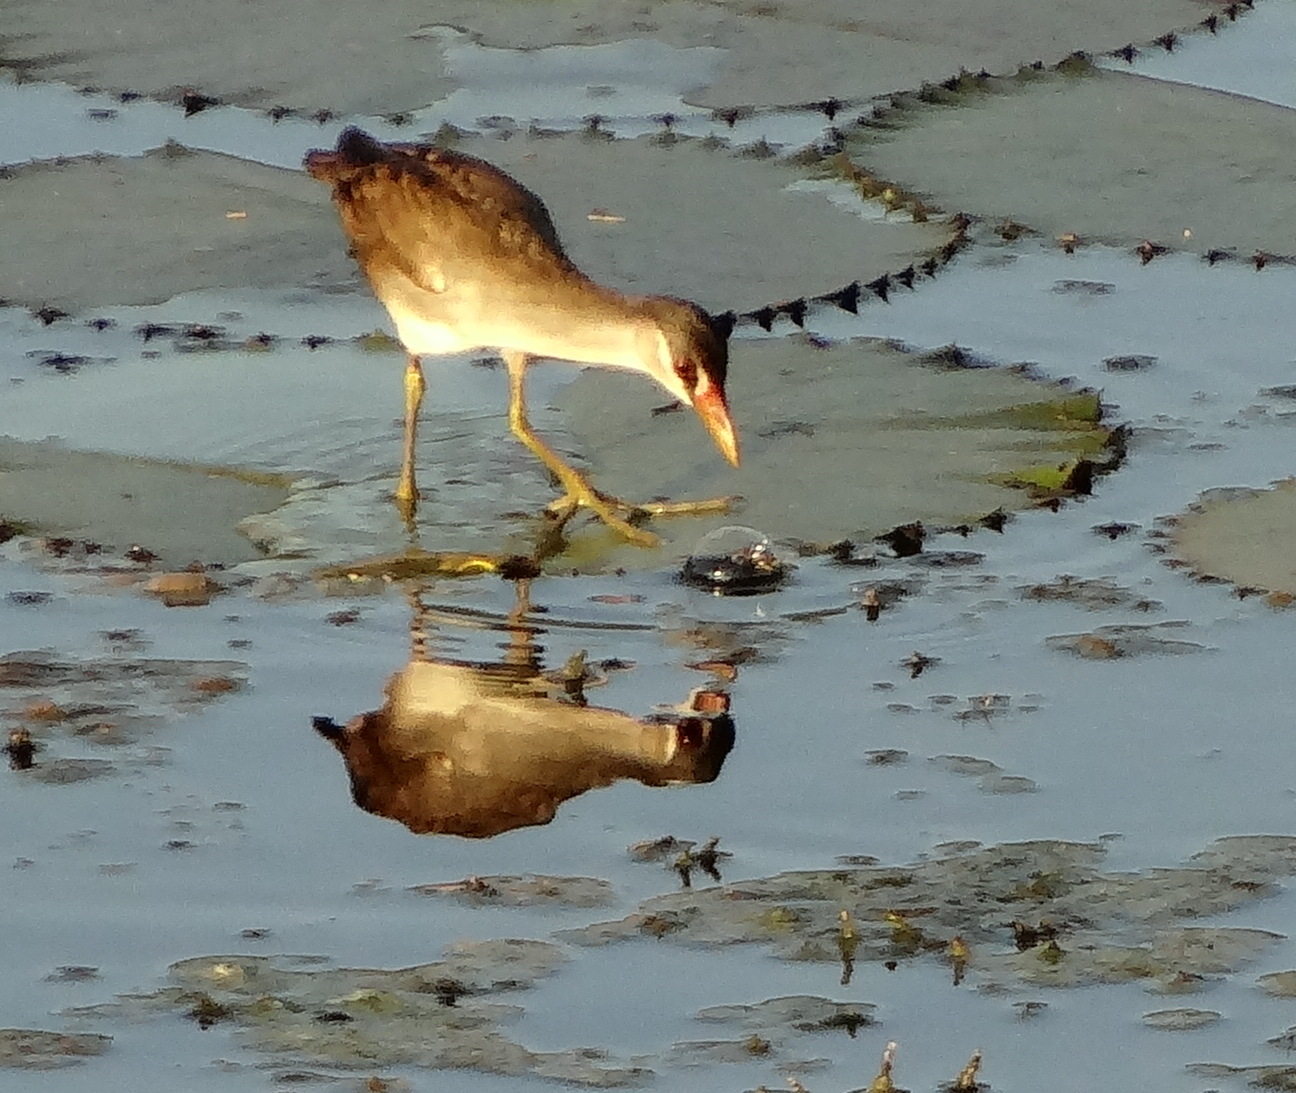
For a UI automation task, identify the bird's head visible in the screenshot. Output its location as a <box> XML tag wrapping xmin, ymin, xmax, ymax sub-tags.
<box><xmin>638</xmin><ymin>298</ymin><xmax>740</xmax><ymax>467</ymax></box>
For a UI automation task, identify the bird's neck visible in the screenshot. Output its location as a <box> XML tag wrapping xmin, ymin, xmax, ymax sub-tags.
<box><xmin>500</xmin><ymin>285</ymin><xmax>658</xmax><ymax>373</ymax></box>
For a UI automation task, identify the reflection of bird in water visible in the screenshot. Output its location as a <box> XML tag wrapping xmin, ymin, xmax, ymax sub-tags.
<box><xmin>304</xmin><ymin>127</ymin><xmax>740</xmax><ymax>545</ymax></box>
<box><xmin>313</xmin><ymin>581</ymin><xmax>735</xmax><ymax>838</ymax></box>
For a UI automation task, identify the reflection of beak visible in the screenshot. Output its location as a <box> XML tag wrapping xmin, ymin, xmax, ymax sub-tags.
<box><xmin>693</xmin><ymin>387</ymin><xmax>740</xmax><ymax>467</ymax></box>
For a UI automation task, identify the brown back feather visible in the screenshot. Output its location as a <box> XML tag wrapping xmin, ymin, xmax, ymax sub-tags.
<box><xmin>304</xmin><ymin>129</ymin><xmax>578</xmax><ymax>299</ymax></box>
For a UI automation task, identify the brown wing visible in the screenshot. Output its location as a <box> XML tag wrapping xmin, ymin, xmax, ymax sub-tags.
<box><xmin>307</xmin><ymin>133</ymin><xmax>579</xmax><ymax>299</ymax></box>
<box><xmin>391</xmin><ymin>144</ymin><xmax>570</xmax><ymax>261</ymax></box>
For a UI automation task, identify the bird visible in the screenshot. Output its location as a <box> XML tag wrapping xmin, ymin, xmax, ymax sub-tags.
<box><xmin>304</xmin><ymin>126</ymin><xmax>740</xmax><ymax>546</ymax></box>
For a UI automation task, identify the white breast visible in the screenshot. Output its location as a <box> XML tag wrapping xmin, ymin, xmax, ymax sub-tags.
<box><xmin>387</xmin><ymin>301</ymin><xmax>480</xmax><ymax>357</ymax></box>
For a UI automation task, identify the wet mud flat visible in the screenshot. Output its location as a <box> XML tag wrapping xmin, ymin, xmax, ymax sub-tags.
<box><xmin>4</xmin><ymin>2</ymin><xmax>1296</xmax><ymax>1092</ymax></box>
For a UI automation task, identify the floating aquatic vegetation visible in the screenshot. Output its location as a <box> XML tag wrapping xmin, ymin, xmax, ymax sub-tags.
<box><xmin>1045</xmin><ymin>621</ymin><xmax>1206</xmax><ymax>658</ymax></box>
<box><xmin>0</xmin><ymin>1028</ymin><xmax>111</xmax><ymax>1068</ymax></box>
<box><xmin>1188</xmin><ymin>1062</ymin><xmax>1296</xmax><ymax>1090</ymax></box>
<box><xmin>0</xmin><ymin>132</ymin><xmax>946</xmax><ymax>318</ymax></box>
<box><xmin>0</xmin><ymin>649</ymin><xmax>247</xmax><ymax>776</ymax></box>
<box><xmin>560</xmin><ymin>837</ymin><xmax>1292</xmax><ymax>992</ymax></box>
<box><xmin>1020</xmin><ymin>574</ymin><xmax>1159</xmax><ymax>611</ymax></box>
<box><xmin>929</xmin><ymin>755</ymin><xmax>1038</xmax><ymax>795</ymax></box>
<box><xmin>565</xmin><ymin>337</ymin><xmax>1120</xmax><ymax>552</ymax></box>
<box><xmin>694</xmin><ymin>994</ymin><xmax>876</xmax><ymax>1036</ymax></box>
<box><xmin>1142</xmin><ymin>1007</ymin><xmax>1221</xmax><ymax>1030</ymax></box>
<box><xmin>0</xmin><ymin>439</ymin><xmax>291</xmax><ymax>569</ymax></box>
<box><xmin>845</xmin><ymin>68</ymin><xmax>1296</xmax><ymax>260</ymax></box>
<box><xmin>62</xmin><ymin>944</ymin><xmax>647</xmax><ymax>1085</ymax></box>
<box><xmin>1165</xmin><ymin>480</ymin><xmax>1296</xmax><ymax>598</ymax></box>
<box><xmin>0</xmin><ymin>0</ymin><xmax>1229</xmax><ymax>116</ymax></box>
<box><xmin>409</xmin><ymin>874</ymin><xmax>615</xmax><ymax>909</ymax></box>
<box><xmin>0</xmin><ymin>147</ymin><xmax>347</xmax><ymax>312</ymax></box>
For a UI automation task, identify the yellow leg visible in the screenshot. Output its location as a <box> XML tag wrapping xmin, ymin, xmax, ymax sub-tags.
<box><xmin>504</xmin><ymin>350</ymin><xmax>662</xmax><ymax>547</ymax></box>
<box><xmin>396</xmin><ymin>353</ymin><xmax>425</xmax><ymax>523</ymax></box>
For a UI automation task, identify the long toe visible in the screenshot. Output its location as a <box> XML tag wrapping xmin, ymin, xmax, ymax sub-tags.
<box><xmin>542</xmin><ymin>481</ymin><xmax>658</xmax><ymax>546</ymax></box>
<box><xmin>573</xmin><ymin>492</ymin><xmax>661</xmax><ymax>547</ymax></box>
<box><xmin>636</xmin><ymin>496</ymin><xmax>736</xmax><ymax>517</ymax></box>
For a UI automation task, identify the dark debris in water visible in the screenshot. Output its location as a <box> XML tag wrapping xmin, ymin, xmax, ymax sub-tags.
<box><xmin>644</xmin><ymin>836</ymin><xmax>730</xmax><ymax>888</ymax></box>
<box><xmin>26</xmin><ymin>350</ymin><xmax>113</xmax><ymax>374</ymax></box>
<box><xmin>875</xmin><ymin>521</ymin><xmax>925</xmax><ymax>557</ymax></box>
<box><xmin>629</xmin><ymin>835</ymin><xmax>696</xmax><ymax>863</ymax></box>
<box><xmin>132</xmin><ymin>321</ymin><xmax>234</xmax><ymax>352</ymax></box>
<box><xmin>1050</xmin><ymin>280</ymin><xmax>1115</xmax><ymax>296</ymax></box>
<box><xmin>1103</xmin><ymin>353</ymin><xmax>1157</xmax><ymax>372</ymax></box>
<box><xmin>179</xmin><ymin>89</ymin><xmax>219</xmax><ymax>116</ymax></box>
<box><xmin>1092</xmin><ymin>521</ymin><xmax>1138</xmax><ymax>540</ymax></box>
<box><xmin>7</xmin><ymin>590</ymin><xmax>54</xmax><ymax>606</ymax></box>
<box><xmin>901</xmin><ymin>651</ymin><xmax>939</xmax><ymax>678</ymax></box>
<box><xmin>6</xmin><ymin>728</ymin><xmax>36</xmax><ymax>769</ymax></box>
<box><xmin>907</xmin><ymin>549</ymin><xmax>983</xmax><ymax>569</ymax></box>
<box><xmin>853</xmin><ymin>580</ymin><xmax>917</xmax><ymax>621</ymax></box>
<box><xmin>45</xmin><ymin>965</ymin><xmax>101</xmax><ymax>983</ymax></box>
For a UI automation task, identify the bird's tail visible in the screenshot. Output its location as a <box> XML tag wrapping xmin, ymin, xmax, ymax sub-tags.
<box><xmin>304</xmin><ymin>126</ymin><xmax>387</xmax><ymax>182</ymax></box>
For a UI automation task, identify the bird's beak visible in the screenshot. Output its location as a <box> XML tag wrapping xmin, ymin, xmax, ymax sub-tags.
<box><xmin>693</xmin><ymin>387</ymin><xmax>740</xmax><ymax>467</ymax></box>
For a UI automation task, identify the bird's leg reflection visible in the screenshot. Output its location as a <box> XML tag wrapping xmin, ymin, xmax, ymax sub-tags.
<box><xmin>315</xmin><ymin>577</ymin><xmax>736</xmax><ymax>838</ymax></box>
<box><xmin>499</xmin><ymin>577</ymin><xmax>543</xmax><ymax>680</ymax></box>
<box><xmin>396</xmin><ymin>353</ymin><xmax>426</xmax><ymax>526</ymax></box>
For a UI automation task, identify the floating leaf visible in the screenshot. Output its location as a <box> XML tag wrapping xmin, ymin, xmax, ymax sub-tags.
<box><xmin>846</xmin><ymin>69</ymin><xmax>1296</xmax><ymax>257</ymax></box>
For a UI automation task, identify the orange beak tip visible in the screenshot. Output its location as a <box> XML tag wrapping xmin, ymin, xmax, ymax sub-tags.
<box><xmin>694</xmin><ymin>388</ymin><xmax>739</xmax><ymax>468</ymax></box>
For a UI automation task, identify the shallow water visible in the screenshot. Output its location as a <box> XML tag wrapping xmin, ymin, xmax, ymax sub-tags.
<box><xmin>4</xmin><ymin>5</ymin><xmax>1296</xmax><ymax>1093</ymax></box>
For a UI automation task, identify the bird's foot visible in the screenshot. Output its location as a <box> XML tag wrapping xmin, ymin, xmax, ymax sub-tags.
<box><xmin>628</xmin><ymin>496</ymin><xmax>736</xmax><ymax>518</ymax></box>
<box><xmin>547</xmin><ymin>489</ymin><xmax>660</xmax><ymax>547</ymax></box>
<box><xmin>547</xmin><ymin>486</ymin><xmax>738</xmax><ymax>548</ymax></box>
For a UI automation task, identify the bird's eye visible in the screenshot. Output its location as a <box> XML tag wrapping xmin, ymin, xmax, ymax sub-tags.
<box><xmin>675</xmin><ymin>359</ymin><xmax>698</xmax><ymax>392</ymax></box>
